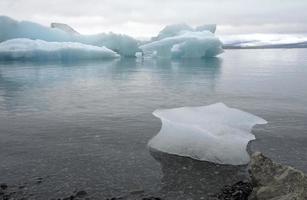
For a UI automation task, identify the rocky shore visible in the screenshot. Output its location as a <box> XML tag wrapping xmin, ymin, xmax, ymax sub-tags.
<box><xmin>1</xmin><ymin>152</ymin><xmax>306</xmax><ymax>200</ymax></box>
<box><xmin>214</xmin><ymin>152</ymin><xmax>307</xmax><ymax>200</ymax></box>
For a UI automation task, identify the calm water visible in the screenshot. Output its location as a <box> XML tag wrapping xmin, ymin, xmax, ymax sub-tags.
<box><xmin>0</xmin><ymin>49</ymin><xmax>307</xmax><ymax>199</ymax></box>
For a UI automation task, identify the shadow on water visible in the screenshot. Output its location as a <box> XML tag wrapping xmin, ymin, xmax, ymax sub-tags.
<box><xmin>149</xmin><ymin>148</ymin><xmax>249</xmax><ymax>199</ymax></box>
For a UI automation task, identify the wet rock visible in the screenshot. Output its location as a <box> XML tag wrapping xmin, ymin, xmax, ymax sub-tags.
<box><xmin>18</xmin><ymin>185</ymin><xmax>25</xmax><ymax>189</ymax></box>
<box><xmin>35</xmin><ymin>177</ymin><xmax>43</xmax><ymax>184</ymax></box>
<box><xmin>249</xmin><ymin>152</ymin><xmax>307</xmax><ymax>200</ymax></box>
<box><xmin>75</xmin><ymin>190</ymin><xmax>87</xmax><ymax>197</ymax></box>
<box><xmin>142</xmin><ymin>197</ymin><xmax>162</xmax><ymax>200</ymax></box>
<box><xmin>2</xmin><ymin>194</ymin><xmax>10</xmax><ymax>200</ymax></box>
<box><xmin>62</xmin><ymin>195</ymin><xmax>76</xmax><ymax>200</ymax></box>
<box><xmin>106</xmin><ymin>197</ymin><xmax>124</xmax><ymax>200</ymax></box>
<box><xmin>0</xmin><ymin>183</ymin><xmax>8</xmax><ymax>190</ymax></box>
<box><xmin>216</xmin><ymin>181</ymin><xmax>252</xmax><ymax>200</ymax></box>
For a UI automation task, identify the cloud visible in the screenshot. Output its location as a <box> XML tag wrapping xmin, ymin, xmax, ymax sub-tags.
<box><xmin>1</xmin><ymin>0</ymin><xmax>307</xmax><ymax>38</ymax></box>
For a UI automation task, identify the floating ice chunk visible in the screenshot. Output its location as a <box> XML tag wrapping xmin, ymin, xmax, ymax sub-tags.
<box><xmin>148</xmin><ymin>103</ymin><xmax>267</xmax><ymax>165</ymax></box>
<box><xmin>140</xmin><ymin>31</ymin><xmax>223</xmax><ymax>58</ymax></box>
<box><xmin>0</xmin><ymin>16</ymin><xmax>140</xmax><ymax>57</ymax></box>
<box><xmin>0</xmin><ymin>38</ymin><xmax>119</xmax><ymax>61</ymax></box>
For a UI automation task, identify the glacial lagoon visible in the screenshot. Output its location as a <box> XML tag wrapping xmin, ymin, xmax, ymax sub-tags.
<box><xmin>0</xmin><ymin>49</ymin><xmax>307</xmax><ymax>199</ymax></box>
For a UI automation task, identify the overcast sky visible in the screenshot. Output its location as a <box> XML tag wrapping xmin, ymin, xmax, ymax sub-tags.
<box><xmin>1</xmin><ymin>0</ymin><xmax>307</xmax><ymax>38</ymax></box>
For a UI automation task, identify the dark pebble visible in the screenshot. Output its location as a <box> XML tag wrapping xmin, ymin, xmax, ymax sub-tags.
<box><xmin>142</xmin><ymin>197</ymin><xmax>162</xmax><ymax>200</ymax></box>
<box><xmin>2</xmin><ymin>194</ymin><xmax>10</xmax><ymax>200</ymax></box>
<box><xmin>75</xmin><ymin>190</ymin><xmax>87</xmax><ymax>197</ymax></box>
<box><xmin>18</xmin><ymin>185</ymin><xmax>26</xmax><ymax>189</ymax></box>
<box><xmin>63</xmin><ymin>195</ymin><xmax>75</xmax><ymax>200</ymax></box>
<box><xmin>0</xmin><ymin>183</ymin><xmax>8</xmax><ymax>190</ymax></box>
<box><xmin>106</xmin><ymin>197</ymin><xmax>124</xmax><ymax>200</ymax></box>
<box><xmin>217</xmin><ymin>181</ymin><xmax>252</xmax><ymax>200</ymax></box>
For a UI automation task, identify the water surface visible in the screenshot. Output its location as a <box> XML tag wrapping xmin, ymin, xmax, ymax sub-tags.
<box><xmin>0</xmin><ymin>49</ymin><xmax>307</xmax><ymax>199</ymax></box>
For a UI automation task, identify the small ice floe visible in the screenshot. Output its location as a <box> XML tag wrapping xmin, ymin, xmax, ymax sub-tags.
<box><xmin>148</xmin><ymin>103</ymin><xmax>267</xmax><ymax>165</ymax></box>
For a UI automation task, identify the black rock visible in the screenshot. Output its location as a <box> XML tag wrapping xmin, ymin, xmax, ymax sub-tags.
<box><xmin>106</xmin><ymin>198</ymin><xmax>123</xmax><ymax>200</ymax></box>
<box><xmin>75</xmin><ymin>190</ymin><xmax>87</xmax><ymax>197</ymax></box>
<box><xmin>0</xmin><ymin>183</ymin><xmax>8</xmax><ymax>190</ymax></box>
<box><xmin>62</xmin><ymin>195</ymin><xmax>75</xmax><ymax>200</ymax></box>
<box><xmin>2</xmin><ymin>194</ymin><xmax>10</xmax><ymax>200</ymax></box>
<box><xmin>18</xmin><ymin>185</ymin><xmax>26</xmax><ymax>189</ymax></box>
<box><xmin>217</xmin><ymin>181</ymin><xmax>252</xmax><ymax>200</ymax></box>
<box><xmin>142</xmin><ymin>197</ymin><xmax>162</xmax><ymax>200</ymax></box>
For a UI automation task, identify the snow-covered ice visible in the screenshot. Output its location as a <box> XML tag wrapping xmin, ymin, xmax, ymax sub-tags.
<box><xmin>148</xmin><ymin>103</ymin><xmax>267</xmax><ymax>165</ymax></box>
<box><xmin>152</xmin><ymin>23</ymin><xmax>217</xmax><ymax>41</ymax></box>
<box><xmin>0</xmin><ymin>39</ymin><xmax>119</xmax><ymax>61</ymax></box>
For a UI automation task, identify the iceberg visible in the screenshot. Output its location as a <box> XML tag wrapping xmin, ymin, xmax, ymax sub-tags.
<box><xmin>0</xmin><ymin>38</ymin><xmax>119</xmax><ymax>61</ymax></box>
<box><xmin>0</xmin><ymin>16</ymin><xmax>140</xmax><ymax>57</ymax></box>
<box><xmin>148</xmin><ymin>103</ymin><xmax>267</xmax><ymax>165</ymax></box>
<box><xmin>140</xmin><ymin>31</ymin><xmax>223</xmax><ymax>58</ymax></box>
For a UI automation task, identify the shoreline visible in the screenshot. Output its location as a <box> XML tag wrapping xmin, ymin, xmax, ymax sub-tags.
<box><xmin>1</xmin><ymin>152</ymin><xmax>306</xmax><ymax>200</ymax></box>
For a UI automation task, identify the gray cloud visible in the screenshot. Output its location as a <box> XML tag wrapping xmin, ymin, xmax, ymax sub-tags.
<box><xmin>1</xmin><ymin>0</ymin><xmax>307</xmax><ymax>38</ymax></box>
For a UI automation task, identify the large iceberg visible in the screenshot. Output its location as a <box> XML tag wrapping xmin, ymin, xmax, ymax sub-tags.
<box><xmin>148</xmin><ymin>103</ymin><xmax>267</xmax><ymax>165</ymax></box>
<box><xmin>0</xmin><ymin>38</ymin><xmax>119</xmax><ymax>61</ymax></box>
<box><xmin>0</xmin><ymin>16</ymin><xmax>140</xmax><ymax>57</ymax></box>
<box><xmin>140</xmin><ymin>31</ymin><xmax>223</xmax><ymax>58</ymax></box>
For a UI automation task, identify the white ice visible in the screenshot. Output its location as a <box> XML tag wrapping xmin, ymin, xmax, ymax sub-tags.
<box><xmin>0</xmin><ymin>39</ymin><xmax>119</xmax><ymax>61</ymax></box>
<box><xmin>140</xmin><ymin>31</ymin><xmax>223</xmax><ymax>58</ymax></box>
<box><xmin>152</xmin><ymin>23</ymin><xmax>194</xmax><ymax>41</ymax></box>
<box><xmin>148</xmin><ymin>103</ymin><xmax>267</xmax><ymax>165</ymax></box>
<box><xmin>152</xmin><ymin>23</ymin><xmax>217</xmax><ymax>41</ymax></box>
<box><xmin>0</xmin><ymin>16</ymin><xmax>140</xmax><ymax>57</ymax></box>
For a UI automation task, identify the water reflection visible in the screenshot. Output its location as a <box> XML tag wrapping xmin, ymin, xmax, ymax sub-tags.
<box><xmin>149</xmin><ymin>149</ymin><xmax>248</xmax><ymax>199</ymax></box>
<box><xmin>0</xmin><ymin>58</ymin><xmax>222</xmax><ymax>114</ymax></box>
